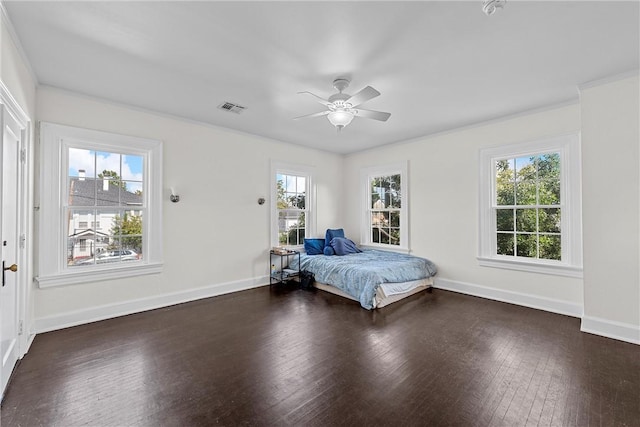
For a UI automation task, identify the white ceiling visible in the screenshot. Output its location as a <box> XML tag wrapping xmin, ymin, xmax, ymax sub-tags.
<box><xmin>4</xmin><ymin>1</ymin><xmax>639</xmax><ymax>154</ymax></box>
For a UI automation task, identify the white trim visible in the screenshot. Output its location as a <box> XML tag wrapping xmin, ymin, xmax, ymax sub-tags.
<box><xmin>35</xmin><ymin>262</ymin><xmax>163</xmax><ymax>288</ymax></box>
<box><xmin>578</xmin><ymin>69</ymin><xmax>640</xmax><ymax>91</ymax></box>
<box><xmin>344</xmin><ymin>100</ymin><xmax>580</xmax><ymax>158</ymax></box>
<box><xmin>37</xmin><ymin>122</ymin><xmax>163</xmax><ymax>287</ymax></box>
<box><xmin>0</xmin><ymin>2</ymin><xmax>39</xmax><ymax>85</ymax></box>
<box><xmin>270</xmin><ymin>160</ymin><xmax>316</xmax><ymax>248</ymax></box>
<box><xmin>0</xmin><ymin>79</ymin><xmax>32</xmax><ymax>387</ymax></box>
<box><xmin>477</xmin><ymin>256</ymin><xmax>583</xmax><ymax>278</ymax></box>
<box><xmin>434</xmin><ymin>277</ymin><xmax>583</xmax><ymax>318</ymax></box>
<box><xmin>478</xmin><ymin>133</ymin><xmax>582</xmax><ymax>276</ymax></box>
<box><xmin>581</xmin><ymin>316</ymin><xmax>640</xmax><ymax>345</ymax></box>
<box><xmin>33</xmin><ymin>275</ymin><xmax>269</xmax><ymax>334</ymax></box>
<box><xmin>359</xmin><ymin>244</ymin><xmax>411</xmax><ymax>254</ymax></box>
<box><xmin>360</xmin><ymin>161</ymin><xmax>409</xmax><ymax>250</ymax></box>
<box><xmin>39</xmin><ymin>85</ymin><xmax>342</xmax><ymax>156</ymax></box>
<box><xmin>0</xmin><ymin>81</ymin><xmax>29</xmax><ymax>126</ymax></box>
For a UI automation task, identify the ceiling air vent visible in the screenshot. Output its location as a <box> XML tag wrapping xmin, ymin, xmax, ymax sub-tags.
<box><xmin>217</xmin><ymin>101</ymin><xmax>246</xmax><ymax>114</ymax></box>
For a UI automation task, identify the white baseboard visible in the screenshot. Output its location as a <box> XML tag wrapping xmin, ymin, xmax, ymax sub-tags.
<box><xmin>581</xmin><ymin>316</ymin><xmax>640</xmax><ymax>345</ymax></box>
<box><xmin>434</xmin><ymin>277</ymin><xmax>583</xmax><ymax>318</ymax></box>
<box><xmin>33</xmin><ymin>275</ymin><xmax>269</xmax><ymax>334</ymax></box>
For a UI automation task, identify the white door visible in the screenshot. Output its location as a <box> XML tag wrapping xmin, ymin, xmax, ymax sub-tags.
<box><xmin>0</xmin><ymin>104</ymin><xmax>22</xmax><ymax>399</ymax></box>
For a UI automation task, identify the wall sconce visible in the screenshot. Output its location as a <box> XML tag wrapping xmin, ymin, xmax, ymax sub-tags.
<box><xmin>170</xmin><ymin>188</ymin><xmax>180</xmax><ymax>203</ymax></box>
<box><xmin>258</xmin><ymin>197</ymin><xmax>265</xmax><ymax>205</ymax></box>
<box><xmin>482</xmin><ymin>0</ymin><xmax>506</xmax><ymax>15</ymax></box>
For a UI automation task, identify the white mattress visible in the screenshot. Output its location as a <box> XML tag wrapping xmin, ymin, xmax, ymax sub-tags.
<box><xmin>313</xmin><ymin>277</ymin><xmax>434</xmax><ymax>309</ymax></box>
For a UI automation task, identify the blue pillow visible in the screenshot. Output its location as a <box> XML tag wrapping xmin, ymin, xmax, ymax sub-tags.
<box><xmin>304</xmin><ymin>238</ymin><xmax>325</xmax><ymax>255</ymax></box>
<box><xmin>323</xmin><ymin>246</ymin><xmax>335</xmax><ymax>256</ymax></box>
<box><xmin>325</xmin><ymin>228</ymin><xmax>345</xmax><ymax>248</ymax></box>
<box><xmin>330</xmin><ymin>237</ymin><xmax>362</xmax><ymax>256</ymax></box>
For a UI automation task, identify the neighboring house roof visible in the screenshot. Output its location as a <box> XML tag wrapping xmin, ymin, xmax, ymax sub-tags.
<box><xmin>68</xmin><ymin>229</ymin><xmax>110</xmax><ymax>239</ymax></box>
<box><xmin>69</xmin><ymin>178</ymin><xmax>142</xmax><ymax>206</ymax></box>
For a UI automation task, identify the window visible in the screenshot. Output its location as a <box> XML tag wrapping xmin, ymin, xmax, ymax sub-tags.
<box><xmin>361</xmin><ymin>162</ymin><xmax>408</xmax><ymax>251</ymax></box>
<box><xmin>478</xmin><ymin>134</ymin><xmax>582</xmax><ymax>277</ymax></box>
<box><xmin>66</xmin><ymin>149</ymin><xmax>144</xmax><ymax>268</ymax></box>
<box><xmin>36</xmin><ymin>122</ymin><xmax>163</xmax><ymax>287</ymax></box>
<box><xmin>271</xmin><ymin>162</ymin><xmax>315</xmax><ymax>248</ymax></box>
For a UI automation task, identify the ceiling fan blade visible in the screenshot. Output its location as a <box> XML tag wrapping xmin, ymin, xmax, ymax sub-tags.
<box><xmin>297</xmin><ymin>91</ymin><xmax>332</xmax><ymax>107</ymax></box>
<box><xmin>293</xmin><ymin>110</ymin><xmax>330</xmax><ymax>120</ymax></box>
<box><xmin>346</xmin><ymin>86</ymin><xmax>380</xmax><ymax>107</ymax></box>
<box><xmin>355</xmin><ymin>109</ymin><xmax>391</xmax><ymax>122</ymax></box>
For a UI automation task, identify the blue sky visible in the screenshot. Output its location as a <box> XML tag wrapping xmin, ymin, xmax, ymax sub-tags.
<box><xmin>69</xmin><ymin>148</ymin><xmax>144</xmax><ymax>192</ymax></box>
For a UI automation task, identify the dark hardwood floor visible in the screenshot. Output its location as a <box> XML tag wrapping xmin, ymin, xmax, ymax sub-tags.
<box><xmin>1</xmin><ymin>285</ymin><xmax>639</xmax><ymax>426</ymax></box>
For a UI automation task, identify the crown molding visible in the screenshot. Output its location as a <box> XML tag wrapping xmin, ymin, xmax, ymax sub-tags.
<box><xmin>578</xmin><ymin>69</ymin><xmax>639</xmax><ymax>91</ymax></box>
<box><xmin>0</xmin><ymin>0</ymin><xmax>39</xmax><ymax>85</ymax></box>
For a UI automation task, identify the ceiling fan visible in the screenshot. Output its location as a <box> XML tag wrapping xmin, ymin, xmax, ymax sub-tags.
<box><xmin>294</xmin><ymin>78</ymin><xmax>391</xmax><ymax>131</ymax></box>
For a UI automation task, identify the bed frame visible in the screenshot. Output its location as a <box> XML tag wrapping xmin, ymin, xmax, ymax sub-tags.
<box><xmin>312</xmin><ymin>277</ymin><xmax>434</xmax><ymax>308</ymax></box>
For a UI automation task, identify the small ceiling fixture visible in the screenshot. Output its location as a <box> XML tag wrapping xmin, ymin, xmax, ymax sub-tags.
<box><xmin>295</xmin><ymin>78</ymin><xmax>391</xmax><ymax>132</ymax></box>
<box><xmin>482</xmin><ymin>0</ymin><xmax>506</xmax><ymax>16</ymax></box>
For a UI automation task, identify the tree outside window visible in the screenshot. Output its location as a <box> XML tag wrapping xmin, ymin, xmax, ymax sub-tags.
<box><xmin>370</xmin><ymin>174</ymin><xmax>402</xmax><ymax>246</ymax></box>
<box><xmin>495</xmin><ymin>153</ymin><xmax>561</xmax><ymax>261</ymax></box>
<box><xmin>276</xmin><ymin>174</ymin><xmax>306</xmax><ymax>246</ymax></box>
<box><xmin>67</xmin><ymin>151</ymin><xmax>145</xmax><ymax>266</ymax></box>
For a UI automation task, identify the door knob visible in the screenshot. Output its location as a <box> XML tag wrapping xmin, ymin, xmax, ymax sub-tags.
<box><xmin>2</xmin><ymin>262</ymin><xmax>17</xmax><ymax>287</ymax></box>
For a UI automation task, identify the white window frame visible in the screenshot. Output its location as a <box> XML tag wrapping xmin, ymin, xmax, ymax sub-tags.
<box><xmin>270</xmin><ymin>161</ymin><xmax>316</xmax><ymax>249</ymax></box>
<box><xmin>36</xmin><ymin>122</ymin><xmax>163</xmax><ymax>288</ymax></box>
<box><xmin>360</xmin><ymin>161</ymin><xmax>409</xmax><ymax>253</ymax></box>
<box><xmin>478</xmin><ymin>133</ymin><xmax>582</xmax><ymax>277</ymax></box>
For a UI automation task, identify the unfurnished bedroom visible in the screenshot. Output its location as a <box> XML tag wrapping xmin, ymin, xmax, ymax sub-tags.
<box><xmin>0</xmin><ymin>1</ymin><xmax>638</xmax><ymax>426</ymax></box>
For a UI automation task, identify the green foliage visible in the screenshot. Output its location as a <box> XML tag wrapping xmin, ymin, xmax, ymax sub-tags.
<box><xmin>277</xmin><ymin>176</ymin><xmax>306</xmax><ymax>246</ymax></box>
<box><xmin>370</xmin><ymin>174</ymin><xmax>401</xmax><ymax>245</ymax></box>
<box><xmin>371</xmin><ymin>174</ymin><xmax>401</xmax><ymax>208</ymax></box>
<box><xmin>279</xmin><ymin>212</ymin><xmax>305</xmax><ymax>246</ymax></box>
<box><xmin>99</xmin><ymin>170</ymin><xmax>127</xmax><ymax>190</ymax></box>
<box><xmin>110</xmin><ymin>213</ymin><xmax>142</xmax><ymax>253</ymax></box>
<box><xmin>495</xmin><ymin>153</ymin><xmax>561</xmax><ymax>260</ymax></box>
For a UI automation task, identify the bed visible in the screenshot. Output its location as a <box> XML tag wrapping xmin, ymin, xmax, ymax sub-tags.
<box><xmin>289</xmin><ymin>249</ymin><xmax>437</xmax><ymax>309</ymax></box>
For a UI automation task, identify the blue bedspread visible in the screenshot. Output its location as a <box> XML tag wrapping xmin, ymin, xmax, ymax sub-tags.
<box><xmin>289</xmin><ymin>250</ymin><xmax>437</xmax><ymax>309</ymax></box>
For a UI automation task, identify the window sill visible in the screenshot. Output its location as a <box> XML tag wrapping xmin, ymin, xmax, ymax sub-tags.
<box><xmin>35</xmin><ymin>262</ymin><xmax>163</xmax><ymax>288</ymax></box>
<box><xmin>477</xmin><ymin>256</ymin><xmax>582</xmax><ymax>278</ymax></box>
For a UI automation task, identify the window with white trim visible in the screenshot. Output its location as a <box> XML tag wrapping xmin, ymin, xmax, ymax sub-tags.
<box><xmin>36</xmin><ymin>122</ymin><xmax>163</xmax><ymax>287</ymax></box>
<box><xmin>270</xmin><ymin>162</ymin><xmax>315</xmax><ymax>248</ymax></box>
<box><xmin>361</xmin><ymin>162</ymin><xmax>408</xmax><ymax>251</ymax></box>
<box><xmin>478</xmin><ymin>134</ymin><xmax>582</xmax><ymax>277</ymax></box>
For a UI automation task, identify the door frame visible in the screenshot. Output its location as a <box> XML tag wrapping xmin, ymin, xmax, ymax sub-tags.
<box><xmin>0</xmin><ymin>80</ymin><xmax>33</xmax><ymax>385</ymax></box>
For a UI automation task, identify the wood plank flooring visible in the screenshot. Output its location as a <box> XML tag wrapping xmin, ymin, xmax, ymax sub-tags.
<box><xmin>1</xmin><ymin>285</ymin><xmax>639</xmax><ymax>426</ymax></box>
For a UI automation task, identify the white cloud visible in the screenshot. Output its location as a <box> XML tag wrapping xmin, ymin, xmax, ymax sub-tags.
<box><xmin>69</xmin><ymin>148</ymin><xmax>95</xmax><ymax>177</ymax></box>
<box><xmin>69</xmin><ymin>150</ymin><xmax>143</xmax><ymax>183</ymax></box>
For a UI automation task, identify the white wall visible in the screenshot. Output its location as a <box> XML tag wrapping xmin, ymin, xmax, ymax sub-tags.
<box><xmin>581</xmin><ymin>75</ymin><xmax>640</xmax><ymax>343</ymax></box>
<box><xmin>344</xmin><ymin>75</ymin><xmax>640</xmax><ymax>344</ymax></box>
<box><xmin>33</xmin><ymin>86</ymin><xmax>344</xmax><ymax>330</ymax></box>
<box><xmin>343</xmin><ymin>104</ymin><xmax>585</xmax><ymax>317</ymax></box>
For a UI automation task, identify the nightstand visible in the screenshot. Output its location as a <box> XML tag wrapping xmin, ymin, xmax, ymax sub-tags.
<box><xmin>269</xmin><ymin>250</ymin><xmax>300</xmax><ymax>285</ymax></box>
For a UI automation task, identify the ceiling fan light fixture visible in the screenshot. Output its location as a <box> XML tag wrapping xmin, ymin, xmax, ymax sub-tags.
<box><xmin>327</xmin><ymin>109</ymin><xmax>355</xmax><ymax>130</ymax></box>
<box><xmin>296</xmin><ymin>77</ymin><xmax>389</xmax><ymax>131</ymax></box>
